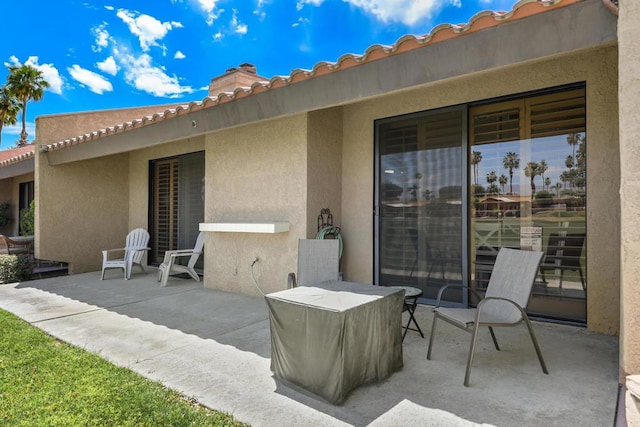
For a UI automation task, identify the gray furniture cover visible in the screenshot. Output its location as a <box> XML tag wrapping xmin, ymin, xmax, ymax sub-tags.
<box><xmin>265</xmin><ymin>280</ymin><xmax>404</xmax><ymax>404</ymax></box>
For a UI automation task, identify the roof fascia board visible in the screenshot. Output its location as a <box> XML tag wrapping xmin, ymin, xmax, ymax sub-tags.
<box><xmin>0</xmin><ymin>158</ymin><xmax>34</xmax><ymax>180</ymax></box>
<box><xmin>45</xmin><ymin>0</ymin><xmax>616</xmax><ymax>166</ymax></box>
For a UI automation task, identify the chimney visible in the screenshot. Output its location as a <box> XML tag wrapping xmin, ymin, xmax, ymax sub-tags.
<box><xmin>208</xmin><ymin>63</ymin><xmax>269</xmax><ymax>97</ymax></box>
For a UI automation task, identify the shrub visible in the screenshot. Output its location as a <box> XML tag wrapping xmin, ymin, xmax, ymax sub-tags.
<box><xmin>19</xmin><ymin>200</ymin><xmax>34</xmax><ymax>236</ymax></box>
<box><xmin>534</xmin><ymin>190</ymin><xmax>555</xmax><ymax>208</ymax></box>
<box><xmin>0</xmin><ymin>254</ymin><xmax>32</xmax><ymax>284</ymax></box>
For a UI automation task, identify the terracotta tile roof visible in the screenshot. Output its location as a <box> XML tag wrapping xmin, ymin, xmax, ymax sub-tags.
<box><xmin>41</xmin><ymin>0</ymin><xmax>581</xmax><ymax>154</ymax></box>
<box><xmin>0</xmin><ymin>144</ymin><xmax>35</xmax><ymax>167</ymax></box>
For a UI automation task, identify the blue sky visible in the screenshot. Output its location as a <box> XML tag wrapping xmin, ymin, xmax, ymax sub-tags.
<box><xmin>0</xmin><ymin>0</ymin><xmax>518</xmax><ymax>148</ymax></box>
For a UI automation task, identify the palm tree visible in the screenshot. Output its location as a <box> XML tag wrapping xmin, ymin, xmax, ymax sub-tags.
<box><xmin>567</xmin><ymin>133</ymin><xmax>581</xmax><ymax>165</ymax></box>
<box><xmin>524</xmin><ymin>161</ymin><xmax>541</xmax><ymax>195</ymax></box>
<box><xmin>565</xmin><ymin>155</ymin><xmax>574</xmax><ymax>169</ymax></box>
<box><xmin>544</xmin><ymin>177</ymin><xmax>551</xmax><ymax>191</ymax></box>
<box><xmin>6</xmin><ymin>64</ymin><xmax>49</xmax><ymax>146</ymax></box>
<box><xmin>560</xmin><ymin>170</ymin><xmax>571</xmax><ymax>189</ymax></box>
<box><xmin>486</xmin><ymin>171</ymin><xmax>497</xmax><ymax>185</ymax></box>
<box><xmin>538</xmin><ymin>159</ymin><xmax>548</xmax><ymax>188</ymax></box>
<box><xmin>499</xmin><ymin>174</ymin><xmax>508</xmax><ymax>194</ymax></box>
<box><xmin>471</xmin><ymin>151</ymin><xmax>482</xmax><ymax>185</ymax></box>
<box><xmin>0</xmin><ymin>85</ymin><xmax>20</xmax><ymax>147</ymax></box>
<box><xmin>502</xmin><ymin>151</ymin><xmax>520</xmax><ymax>194</ymax></box>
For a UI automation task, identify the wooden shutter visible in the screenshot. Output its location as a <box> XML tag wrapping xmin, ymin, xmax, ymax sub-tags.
<box><xmin>527</xmin><ymin>88</ymin><xmax>586</xmax><ymax>138</ymax></box>
<box><xmin>153</xmin><ymin>159</ymin><xmax>179</xmax><ymax>262</ymax></box>
<box><xmin>470</xmin><ymin>88</ymin><xmax>586</xmax><ymax>144</ymax></box>
<box><xmin>470</xmin><ymin>100</ymin><xmax>523</xmax><ymax>145</ymax></box>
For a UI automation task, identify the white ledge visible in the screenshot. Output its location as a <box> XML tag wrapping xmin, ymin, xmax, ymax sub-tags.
<box><xmin>199</xmin><ymin>222</ymin><xmax>290</xmax><ymax>233</ymax></box>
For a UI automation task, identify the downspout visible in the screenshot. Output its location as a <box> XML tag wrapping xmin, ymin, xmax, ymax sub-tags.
<box><xmin>602</xmin><ymin>0</ymin><xmax>619</xmax><ymax>15</ymax></box>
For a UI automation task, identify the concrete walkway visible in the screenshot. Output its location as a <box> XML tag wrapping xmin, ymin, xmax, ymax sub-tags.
<box><xmin>0</xmin><ymin>271</ymin><xmax>620</xmax><ymax>426</ymax></box>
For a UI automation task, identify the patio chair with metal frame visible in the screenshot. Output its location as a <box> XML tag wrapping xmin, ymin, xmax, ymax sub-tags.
<box><xmin>539</xmin><ymin>233</ymin><xmax>586</xmax><ymax>290</ymax></box>
<box><xmin>287</xmin><ymin>239</ymin><xmax>340</xmax><ymax>288</ymax></box>
<box><xmin>427</xmin><ymin>247</ymin><xmax>548</xmax><ymax>386</ymax></box>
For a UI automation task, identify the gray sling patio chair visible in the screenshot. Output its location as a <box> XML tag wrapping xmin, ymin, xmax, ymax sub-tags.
<box><xmin>287</xmin><ymin>239</ymin><xmax>340</xmax><ymax>288</ymax></box>
<box><xmin>427</xmin><ymin>247</ymin><xmax>547</xmax><ymax>386</ymax></box>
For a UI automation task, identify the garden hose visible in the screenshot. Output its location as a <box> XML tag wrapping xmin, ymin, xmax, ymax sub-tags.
<box><xmin>316</xmin><ymin>226</ymin><xmax>343</xmax><ymax>260</ymax></box>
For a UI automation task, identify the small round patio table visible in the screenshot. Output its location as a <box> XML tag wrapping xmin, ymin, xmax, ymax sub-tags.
<box><xmin>390</xmin><ymin>285</ymin><xmax>425</xmax><ymax>342</ymax></box>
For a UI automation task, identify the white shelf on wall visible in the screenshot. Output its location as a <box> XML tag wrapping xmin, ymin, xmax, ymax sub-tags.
<box><xmin>199</xmin><ymin>222</ymin><xmax>290</xmax><ymax>234</ymax></box>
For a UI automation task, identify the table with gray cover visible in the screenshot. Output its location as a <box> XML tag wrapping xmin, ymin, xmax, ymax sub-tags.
<box><xmin>265</xmin><ymin>280</ymin><xmax>404</xmax><ymax>404</ymax></box>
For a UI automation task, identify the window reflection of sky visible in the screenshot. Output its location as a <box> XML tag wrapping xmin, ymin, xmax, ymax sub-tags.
<box><xmin>474</xmin><ymin>134</ymin><xmax>584</xmax><ymax>195</ymax></box>
<box><xmin>381</xmin><ymin>133</ymin><xmax>584</xmax><ymax>202</ymax></box>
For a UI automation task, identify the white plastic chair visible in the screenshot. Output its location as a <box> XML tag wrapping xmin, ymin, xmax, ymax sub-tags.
<box><xmin>427</xmin><ymin>247</ymin><xmax>547</xmax><ymax>386</ymax></box>
<box><xmin>158</xmin><ymin>232</ymin><xmax>205</xmax><ymax>287</ymax></box>
<box><xmin>100</xmin><ymin>228</ymin><xmax>150</xmax><ymax>280</ymax></box>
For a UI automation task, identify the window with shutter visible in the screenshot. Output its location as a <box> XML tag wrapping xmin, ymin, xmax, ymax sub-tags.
<box><xmin>469</xmin><ymin>86</ymin><xmax>586</xmax><ymax>322</ymax></box>
<box><xmin>150</xmin><ymin>151</ymin><xmax>205</xmax><ymax>266</ymax></box>
<box><xmin>153</xmin><ymin>159</ymin><xmax>179</xmax><ymax>262</ymax></box>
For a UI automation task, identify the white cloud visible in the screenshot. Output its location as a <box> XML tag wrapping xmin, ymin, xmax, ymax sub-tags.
<box><xmin>116</xmin><ymin>50</ymin><xmax>194</xmax><ymax>98</ymax></box>
<box><xmin>296</xmin><ymin>0</ymin><xmax>324</xmax><ymax>11</ymax></box>
<box><xmin>213</xmin><ymin>31</ymin><xmax>223</xmax><ymax>41</ymax></box>
<box><xmin>105</xmin><ymin>5</ymin><xmax>114</xmax><ymax>10</ymax></box>
<box><xmin>174</xmin><ymin>51</ymin><xmax>186</xmax><ymax>59</ymax></box>
<box><xmin>97</xmin><ymin>56</ymin><xmax>119</xmax><ymax>76</ymax></box>
<box><xmin>3</xmin><ymin>122</ymin><xmax>34</xmax><ymax>136</ymax></box>
<box><xmin>292</xmin><ymin>17</ymin><xmax>310</xmax><ymax>27</ymax></box>
<box><xmin>450</xmin><ymin>0</ymin><xmax>462</xmax><ymax>7</ymax></box>
<box><xmin>68</xmin><ymin>65</ymin><xmax>113</xmax><ymax>94</ymax></box>
<box><xmin>196</xmin><ymin>0</ymin><xmax>222</xmax><ymax>25</ymax></box>
<box><xmin>231</xmin><ymin>9</ymin><xmax>248</xmax><ymax>35</ymax></box>
<box><xmin>6</xmin><ymin>56</ymin><xmax>64</xmax><ymax>95</ymax></box>
<box><xmin>91</xmin><ymin>23</ymin><xmax>111</xmax><ymax>52</ymax></box>
<box><xmin>300</xmin><ymin>0</ymin><xmax>440</xmax><ymax>26</ymax></box>
<box><xmin>254</xmin><ymin>0</ymin><xmax>268</xmax><ymax>20</ymax></box>
<box><xmin>116</xmin><ymin>9</ymin><xmax>182</xmax><ymax>51</ymax></box>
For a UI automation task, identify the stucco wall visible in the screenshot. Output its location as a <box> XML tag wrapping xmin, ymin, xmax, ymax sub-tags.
<box><xmin>36</xmin><ymin>104</ymin><xmax>184</xmax><ymax>144</ymax></box>
<box><xmin>341</xmin><ymin>46</ymin><xmax>619</xmax><ymax>334</ymax></box>
<box><xmin>619</xmin><ymin>1</ymin><xmax>640</xmax><ymax>376</ymax></box>
<box><xmin>36</xmin><ymin>152</ymin><xmax>129</xmax><ymax>273</ymax></box>
<box><xmin>127</xmin><ymin>136</ymin><xmax>205</xmax><ymax>231</ymax></box>
<box><xmin>306</xmin><ymin>108</ymin><xmax>343</xmax><ymax>238</ymax></box>
<box><xmin>204</xmin><ymin>114</ymin><xmax>308</xmax><ymax>296</ymax></box>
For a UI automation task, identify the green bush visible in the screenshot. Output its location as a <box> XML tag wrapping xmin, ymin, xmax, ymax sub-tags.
<box><xmin>0</xmin><ymin>254</ymin><xmax>32</xmax><ymax>283</ymax></box>
<box><xmin>19</xmin><ymin>200</ymin><xmax>34</xmax><ymax>236</ymax></box>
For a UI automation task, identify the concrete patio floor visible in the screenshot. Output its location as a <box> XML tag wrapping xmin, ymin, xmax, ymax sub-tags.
<box><xmin>0</xmin><ymin>270</ymin><xmax>619</xmax><ymax>427</ymax></box>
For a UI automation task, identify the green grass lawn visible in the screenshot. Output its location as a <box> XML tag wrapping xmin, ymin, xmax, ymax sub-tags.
<box><xmin>0</xmin><ymin>309</ymin><xmax>248</xmax><ymax>426</ymax></box>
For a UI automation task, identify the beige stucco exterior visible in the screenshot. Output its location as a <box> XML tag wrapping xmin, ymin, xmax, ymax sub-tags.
<box><xmin>28</xmin><ymin>2</ymin><xmax>617</xmax><ymax>333</ymax></box>
<box><xmin>36</xmin><ymin>104</ymin><xmax>185</xmax><ymax>145</ymax></box>
<box><xmin>36</xmin><ymin>152</ymin><xmax>130</xmax><ymax>272</ymax></box>
<box><xmin>619</xmin><ymin>0</ymin><xmax>640</xmax><ymax>378</ymax></box>
<box><xmin>34</xmin><ymin>104</ymin><xmax>190</xmax><ymax>273</ymax></box>
<box><xmin>19</xmin><ymin>0</ymin><xmax>640</xmax><ymax>420</ymax></box>
<box><xmin>32</xmin><ymin>50</ymin><xmax>619</xmax><ymax>333</ymax></box>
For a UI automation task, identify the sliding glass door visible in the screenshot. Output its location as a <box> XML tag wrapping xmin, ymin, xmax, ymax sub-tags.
<box><xmin>375</xmin><ymin>86</ymin><xmax>586</xmax><ymax>322</ymax></box>
<box><xmin>150</xmin><ymin>151</ymin><xmax>205</xmax><ymax>267</ymax></box>
<box><xmin>375</xmin><ymin>106</ymin><xmax>467</xmax><ymax>305</ymax></box>
<box><xmin>469</xmin><ymin>87</ymin><xmax>586</xmax><ymax>322</ymax></box>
